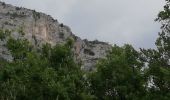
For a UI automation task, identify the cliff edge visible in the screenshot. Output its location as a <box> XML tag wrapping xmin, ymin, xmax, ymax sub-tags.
<box><xmin>0</xmin><ymin>2</ymin><xmax>112</xmax><ymax>71</ymax></box>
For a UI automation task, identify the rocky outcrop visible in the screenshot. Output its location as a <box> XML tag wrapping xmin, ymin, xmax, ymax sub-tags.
<box><xmin>0</xmin><ymin>2</ymin><xmax>112</xmax><ymax>71</ymax></box>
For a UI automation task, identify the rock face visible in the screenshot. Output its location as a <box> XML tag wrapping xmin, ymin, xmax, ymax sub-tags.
<box><xmin>0</xmin><ymin>2</ymin><xmax>112</xmax><ymax>71</ymax></box>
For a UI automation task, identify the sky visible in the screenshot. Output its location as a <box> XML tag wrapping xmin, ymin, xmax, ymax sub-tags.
<box><xmin>1</xmin><ymin>0</ymin><xmax>165</xmax><ymax>49</ymax></box>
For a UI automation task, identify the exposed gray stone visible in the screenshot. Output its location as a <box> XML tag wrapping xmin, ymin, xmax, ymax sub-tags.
<box><xmin>0</xmin><ymin>1</ymin><xmax>112</xmax><ymax>71</ymax></box>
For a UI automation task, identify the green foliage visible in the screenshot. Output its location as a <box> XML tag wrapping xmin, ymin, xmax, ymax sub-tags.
<box><xmin>42</xmin><ymin>43</ymin><xmax>52</xmax><ymax>59</ymax></box>
<box><xmin>65</xmin><ymin>37</ymin><xmax>75</xmax><ymax>48</ymax></box>
<box><xmin>0</xmin><ymin>51</ymin><xmax>65</xmax><ymax>100</ymax></box>
<box><xmin>7</xmin><ymin>38</ymin><xmax>32</xmax><ymax>61</ymax></box>
<box><xmin>88</xmin><ymin>45</ymin><xmax>144</xmax><ymax>99</ymax></box>
<box><xmin>7</xmin><ymin>12</ymin><xmax>26</xmax><ymax>18</ymax></box>
<box><xmin>42</xmin><ymin>41</ymin><xmax>93</xmax><ymax>99</ymax></box>
<box><xmin>140</xmin><ymin>48</ymin><xmax>170</xmax><ymax>99</ymax></box>
<box><xmin>140</xmin><ymin>0</ymin><xmax>170</xmax><ymax>99</ymax></box>
<box><xmin>0</xmin><ymin>1</ymin><xmax>170</xmax><ymax>99</ymax></box>
<box><xmin>0</xmin><ymin>30</ymin><xmax>6</xmax><ymax>40</ymax></box>
<box><xmin>156</xmin><ymin>0</ymin><xmax>170</xmax><ymax>21</ymax></box>
<box><xmin>49</xmin><ymin>44</ymin><xmax>72</xmax><ymax>69</ymax></box>
<box><xmin>0</xmin><ymin>37</ymin><xmax>92</xmax><ymax>100</ymax></box>
<box><xmin>0</xmin><ymin>29</ymin><xmax>11</xmax><ymax>40</ymax></box>
<box><xmin>18</xmin><ymin>26</ymin><xmax>25</xmax><ymax>36</ymax></box>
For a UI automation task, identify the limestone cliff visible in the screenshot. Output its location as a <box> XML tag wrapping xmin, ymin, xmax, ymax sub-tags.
<box><xmin>0</xmin><ymin>2</ymin><xmax>111</xmax><ymax>71</ymax></box>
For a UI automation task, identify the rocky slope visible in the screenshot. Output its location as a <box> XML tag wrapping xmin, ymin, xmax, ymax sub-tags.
<box><xmin>0</xmin><ymin>2</ymin><xmax>111</xmax><ymax>71</ymax></box>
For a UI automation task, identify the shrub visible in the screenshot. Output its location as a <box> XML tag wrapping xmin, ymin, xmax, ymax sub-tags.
<box><xmin>59</xmin><ymin>23</ymin><xmax>64</xmax><ymax>27</ymax></box>
<box><xmin>18</xmin><ymin>26</ymin><xmax>25</xmax><ymax>36</ymax></box>
<box><xmin>15</xmin><ymin>7</ymin><xmax>21</xmax><ymax>10</ymax></box>
<box><xmin>33</xmin><ymin>10</ymin><xmax>40</xmax><ymax>21</ymax></box>
<box><xmin>0</xmin><ymin>29</ymin><xmax>11</xmax><ymax>40</ymax></box>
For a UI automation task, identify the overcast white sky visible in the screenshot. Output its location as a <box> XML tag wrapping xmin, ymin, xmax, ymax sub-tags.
<box><xmin>1</xmin><ymin>0</ymin><xmax>165</xmax><ymax>49</ymax></box>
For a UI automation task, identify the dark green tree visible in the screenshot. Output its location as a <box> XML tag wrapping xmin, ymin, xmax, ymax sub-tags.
<box><xmin>89</xmin><ymin>45</ymin><xmax>145</xmax><ymax>100</ymax></box>
<box><xmin>0</xmin><ymin>36</ymin><xmax>93</xmax><ymax>100</ymax></box>
<box><xmin>140</xmin><ymin>0</ymin><xmax>170</xmax><ymax>99</ymax></box>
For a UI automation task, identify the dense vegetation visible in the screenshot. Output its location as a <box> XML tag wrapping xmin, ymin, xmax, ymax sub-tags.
<box><xmin>0</xmin><ymin>35</ymin><xmax>93</xmax><ymax>100</ymax></box>
<box><xmin>0</xmin><ymin>0</ymin><xmax>170</xmax><ymax>100</ymax></box>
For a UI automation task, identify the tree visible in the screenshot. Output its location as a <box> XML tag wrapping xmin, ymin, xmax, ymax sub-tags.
<box><xmin>0</xmin><ymin>36</ymin><xmax>93</xmax><ymax>100</ymax></box>
<box><xmin>139</xmin><ymin>0</ymin><xmax>170</xmax><ymax>99</ymax></box>
<box><xmin>7</xmin><ymin>38</ymin><xmax>32</xmax><ymax>61</ymax></box>
<box><xmin>88</xmin><ymin>45</ymin><xmax>145</xmax><ymax>100</ymax></box>
<box><xmin>46</xmin><ymin>40</ymin><xmax>93</xmax><ymax>100</ymax></box>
